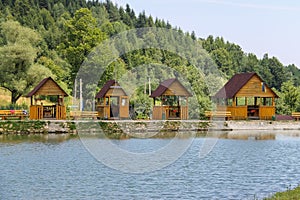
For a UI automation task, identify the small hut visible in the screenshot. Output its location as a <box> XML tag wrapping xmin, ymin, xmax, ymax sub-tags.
<box><xmin>27</xmin><ymin>77</ymin><xmax>68</xmax><ymax>120</ymax></box>
<box><xmin>95</xmin><ymin>80</ymin><xmax>129</xmax><ymax>119</ymax></box>
<box><xmin>213</xmin><ymin>72</ymin><xmax>278</xmax><ymax>120</ymax></box>
<box><xmin>150</xmin><ymin>78</ymin><xmax>192</xmax><ymax>120</ymax></box>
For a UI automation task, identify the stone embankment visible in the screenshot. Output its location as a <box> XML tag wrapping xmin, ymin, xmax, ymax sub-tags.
<box><xmin>0</xmin><ymin>120</ymin><xmax>300</xmax><ymax>138</ymax></box>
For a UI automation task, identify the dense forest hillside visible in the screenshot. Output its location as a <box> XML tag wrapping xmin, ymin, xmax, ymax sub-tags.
<box><xmin>0</xmin><ymin>0</ymin><xmax>300</xmax><ymax>116</ymax></box>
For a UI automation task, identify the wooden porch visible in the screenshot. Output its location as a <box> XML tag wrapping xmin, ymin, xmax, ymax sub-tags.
<box><xmin>29</xmin><ymin>105</ymin><xmax>66</xmax><ymax>120</ymax></box>
<box><xmin>152</xmin><ymin>106</ymin><xmax>188</xmax><ymax>120</ymax></box>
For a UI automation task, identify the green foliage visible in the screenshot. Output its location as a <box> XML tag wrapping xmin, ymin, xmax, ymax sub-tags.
<box><xmin>275</xmin><ymin>80</ymin><xmax>300</xmax><ymax>114</ymax></box>
<box><xmin>58</xmin><ymin>8</ymin><xmax>107</xmax><ymax>84</ymax></box>
<box><xmin>0</xmin><ymin>0</ymin><xmax>299</xmax><ymax>116</ymax></box>
<box><xmin>0</xmin><ymin>20</ymin><xmax>53</xmax><ymax>103</ymax></box>
<box><xmin>264</xmin><ymin>185</ymin><xmax>300</xmax><ymax>200</ymax></box>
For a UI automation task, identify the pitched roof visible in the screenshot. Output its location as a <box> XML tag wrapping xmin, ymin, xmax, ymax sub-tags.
<box><xmin>26</xmin><ymin>77</ymin><xmax>68</xmax><ymax>97</ymax></box>
<box><xmin>95</xmin><ymin>80</ymin><xmax>127</xmax><ymax>98</ymax></box>
<box><xmin>213</xmin><ymin>72</ymin><xmax>278</xmax><ymax>98</ymax></box>
<box><xmin>150</xmin><ymin>78</ymin><xmax>192</xmax><ymax>98</ymax></box>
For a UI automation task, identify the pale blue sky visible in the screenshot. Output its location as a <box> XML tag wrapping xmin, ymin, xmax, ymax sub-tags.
<box><xmin>111</xmin><ymin>0</ymin><xmax>300</xmax><ymax>67</ymax></box>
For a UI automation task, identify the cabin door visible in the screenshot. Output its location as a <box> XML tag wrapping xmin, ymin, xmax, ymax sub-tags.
<box><xmin>247</xmin><ymin>97</ymin><xmax>260</xmax><ymax>119</ymax></box>
<box><xmin>119</xmin><ymin>96</ymin><xmax>129</xmax><ymax>119</ymax></box>
<box><xmin>110</xmin><ymin>97</ymin><xmax>119</xmax><ymax>118</ymax></box>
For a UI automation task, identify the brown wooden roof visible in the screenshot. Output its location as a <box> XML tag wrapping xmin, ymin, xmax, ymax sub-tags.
<box><xmin>26</xmin><ymin>77</ymin><xmax>68</xmax><ymax>97</ymax></box>
<box><xmin>150</xmin><ymin>78</ymin><xmax>192</xmax><ymax>98</ymax></box>
<box><xmin>214</xmin><ymin>72</ymin><xmax>278</xmax><ymax>98</ymax></box>
<box><xmin>95</xmin><ymin>80</ymin><xmax>127</xmax><ymax>98</ymax></box>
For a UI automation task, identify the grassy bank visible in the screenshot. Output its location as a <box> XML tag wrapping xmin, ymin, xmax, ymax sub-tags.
<box><xmin>264</xmin><ymin>186</ymin><xmax>300</xmax><ymax>200</ymax></box>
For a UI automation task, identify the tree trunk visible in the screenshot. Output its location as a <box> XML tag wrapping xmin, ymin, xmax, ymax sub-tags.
<box><xmin>11</xmin><ymin>90</ymin><xmax>21</xmax><ymax>104</ymax></box>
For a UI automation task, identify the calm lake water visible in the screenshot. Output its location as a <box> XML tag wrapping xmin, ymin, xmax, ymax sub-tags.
<box><xmin>1</xmin><ymin>131</ymin><xmax>300</xmax><ymax>200</ymax></box>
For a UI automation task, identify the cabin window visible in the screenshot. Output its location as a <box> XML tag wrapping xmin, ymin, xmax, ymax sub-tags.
<box><xmin>105</xmin><ymin>97</ymin><xmax>109</xmax><ymax>105</ymax></box>
<box><xmin>162</xmin><ymin>96</ymin><xmax>178</xmax><ymax>106</ymax></box>
<box><xmin>247</xmin><ymin>97</ymin><xmax>260</xmax><ymax>106</ymax></box>
<box><xmin>121</xmin><ymin>98</ymin><xmax>127</xmax><ymax>106</ymax></box>
<box><xmin>236</xmin><ymin>97</ymin><xmax>246</xmax><ymax>106</ymax></box>
<box><xmin>98</xmin><ymin>98</ymin><xmax>104</xmax><ymax>105</ymax></box>
<box><xmin>110</xmin><ymin>97</ymin><xmax>119</xmax><ymax>106</ymax></box>
<box><xmin>217</xmin><ymin>98</ymin><xmax>226</xmax><ymax>106</ymax></box>
<box><xmin>226</xmin><ymin>99</ymin><xmax>233</xmax><ymax>106</ymax></box>
<box><xmin>180</xmin><ymin>97</ymin><xmax>187</xmax><ymax>106</ymax></box>
<box><xmin>262</xmin><ymin>82</ymin><xmax>266</xmax><ymax>92</ymax></box>
<box><xmin>262</xmin><ymin>97</ymin><xmax>272</xmax><ymax>106</ymax></box>
<box><xmin>154</xmin><ymin>97</ymin><xmax>162</xmax><ymax>106</ymax></box>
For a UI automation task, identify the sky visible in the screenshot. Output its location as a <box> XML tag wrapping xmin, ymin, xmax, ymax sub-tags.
<box><xmin>110</xmin><ymin>0</ymin><xmax>300</xmax><ymax>67</ymax></box>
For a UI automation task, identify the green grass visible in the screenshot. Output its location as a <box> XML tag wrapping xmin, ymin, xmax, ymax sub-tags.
<box><xmin>264</xmin><ymin>186</ymin><xmax>300</xmax><ymax>200</ymax></box>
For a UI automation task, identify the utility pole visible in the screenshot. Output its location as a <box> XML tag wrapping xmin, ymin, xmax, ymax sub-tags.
<box><xmin>80</xmin><ymin>79</ymin><xmax>83</xmax><ymax>111</ymax></box>
<box><xmin>148</xmin><ymin>77</ymin><xmax>151</xmax><ymax>96</ymax></box>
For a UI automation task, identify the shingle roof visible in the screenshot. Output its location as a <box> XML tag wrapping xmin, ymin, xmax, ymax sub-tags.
<box><xmin>213</xmin><ymin>72</ymin><xmax>278</xmax><ymax>98</ymax></box>
<box><xmin>26</xmin><ymin>77</ymin><xmax>68</xmax><ymax>97</ymax></box>
<box><xmin>95</xmin><ymin>80</ymin><xmax>127</xmax><ymax>98</ymax></box>
<box><xmin>150</xmin><ymin>78</ymin><xmax>192</xmax><ymax>98</ymax></box>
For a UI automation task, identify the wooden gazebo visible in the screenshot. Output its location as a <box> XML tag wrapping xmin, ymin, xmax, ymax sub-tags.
<box><xmin>150</xmin><ymin>78</ymin><xmax>192</xmax><ymax>120</ymax></box>
<box><xmin>213</xmin><ymin>72</ymin><xmax>278</xmax><ymax>120</ymax></box>
<box><xmin>95</xmin><ymin>80</ymin><xmax>129</xmax><ymax>119</ymax></box>
<box><xmin>27</xmin><ymin>77</ymin><xmax>68</xmax><ymax>120</ymax></box>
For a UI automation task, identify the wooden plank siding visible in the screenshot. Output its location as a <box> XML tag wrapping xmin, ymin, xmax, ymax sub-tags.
<box><xmin>97</xmin><ymin>105</ymin><xmax>110</xmax><ymax>119</ymax></box>
<box><xmin>180</xmin><ymin>106</ymin><xmax>188</xmax><ymax>119</ymax></box>
<box><xmin>216</xmin><ymin>106</ymin><xmax>248</xmax><ymax>120</ymax></box>
<box><xmin>106</xmin><ymin>88</ymin><xmax>127</xmax><ymax>97</ymax></box>
<box><xmin>56</xmin><ymin>105</ymin><xmax>66</xmax><ymax>120</ymax></box>
<box><xmin>259</xmin><ymin>106</ymin><xmax>275</xmax><ymax>120</ymax></box>
<box><xmin>236</xmin><ymin>75</ymin><xmax>275</xmax><ymax>98</ymax></box>
<box><xmin>29</xmin><ymin>105</ymin><xmax>43</xmax><ymax>120</ymax></box>
<box><xmin>164</xmin><ymin>81</ymin><xmax>191</xmax><ymax>96</ymax></box>
<box><xmin>152</xmin><ymin>106</ymin><xmax>164</xmax><ymax>120</ymax></box>
<box><xmin>34</xmin><ymin>79</ymin><xmax>66</xmax><ymax>96</ymax></box>
<box><xmin>119</xmin><ymin>96</ymin><xmax>129</xmax><ymax>119</ymax></box>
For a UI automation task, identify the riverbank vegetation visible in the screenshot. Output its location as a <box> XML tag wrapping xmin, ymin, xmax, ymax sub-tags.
<box><xmin>264</xmin><ymin>185</ymin><xmax>300</xmax><ymax>200</ymax></box>
<box><xmin>0</xmin><ymin>0</ymin><xmax>300</xmax><ymax>117</ymax></box>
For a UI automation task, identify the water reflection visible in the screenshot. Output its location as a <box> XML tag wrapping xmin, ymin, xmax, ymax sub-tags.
<box><xmin>215</xmin><ymin>130</ymin><xmax>276</xmax><ymax>140</ymax></box>
<box><xmin>0</xmin><ymin>130</ymin><xmax>300</xmax><ymax>144</ymax></box>
<box><xmin>0</xmin><ymin>134</ymin><xmax>78</xmax><ymax>144</ymax></box>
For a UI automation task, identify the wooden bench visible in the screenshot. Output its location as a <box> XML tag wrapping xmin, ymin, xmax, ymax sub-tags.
<box><xmin>292</xmin><ymin>112</ymin><xmax>300</xmax><ymax>121</ymax></box>
<box><xmin>205</xmin><ymin>111</ymin><xmax>232</xmax><ymax>120</ymax></box>
<box><xmin>0</xmin><ymin>110</ymin><xmax>28</xmax><ymax>120</ymax></box>
<box><xmin>69</xmin><ymin>111</ymin><xmax>98</xmax><ymax>120</ymax></box>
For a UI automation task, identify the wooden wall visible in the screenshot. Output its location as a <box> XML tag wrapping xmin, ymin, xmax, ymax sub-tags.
<box><xmin>106</xmin><ymin>88</ymin><xmax>126</xmax><ymax>97</ymax></box>
<box><xmin>29</xmin><ymin>105</ymin><xmax>43</xmax><ymax>120</ymax></box>
<box><xmin>259</xmin><ymin>106</ymin><xmax>275</xmax><ymax>120</ymax></box>
<box><xmin>29</xmin><ymin>105</ymin><xmax>66</xmax><ymax>120</ymax></box>
<box><xmin>164</xmin><ymin>81</ymin><xmax>191</xmax><ymax>96</ymax></box>
<box><xmin>152</xmin><ymin>106</ymin><xmax>188</xmax><ymax>120</ymax></box>
<box><xmin>236</xmin><ymin>75</ymin><xmax>276</xmax><ymax>98</ymax></box>
<box><xmin>34</xmin><ymin>79</ymin><xmax>66</xmax><ymax>96</ymax></box>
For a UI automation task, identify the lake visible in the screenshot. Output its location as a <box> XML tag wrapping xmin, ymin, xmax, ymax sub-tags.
<box><xmin>1</xmin><ymin>131</ymin><xmax>300</xmax><ymax>199</ymax></box>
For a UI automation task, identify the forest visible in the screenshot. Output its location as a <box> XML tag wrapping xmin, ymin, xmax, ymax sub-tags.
<box><xmin>0</xmin><ymin>0</ymin><xmax>300</xmax><ymax>118</ymax></box>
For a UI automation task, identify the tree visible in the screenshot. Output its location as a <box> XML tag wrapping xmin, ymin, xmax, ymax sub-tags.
<box><xmin>58</xmin><ymin>8</ymin><xmax>107</xmax><ymax>84</ymax></box>
<box><xmin>0</xmin><ymin>20</ymin><xmax>53</xmax><ymax>103</ymax></box>
<box><xmin>210</xmin><ymin>48</ymin><xmax>233</xmax><ymax>78</ymax></box>
<box><xmin>280</xmin><ymin>80</ymin><xmax>300</xmax><ymax>113</ymax></box>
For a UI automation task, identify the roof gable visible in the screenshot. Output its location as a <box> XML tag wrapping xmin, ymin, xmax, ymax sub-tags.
<box><xmin>214</xmin><ymin>72</ymin><xmax>278</xmax><ymax>98</ymax></box>
<box><xmin>27</xmin><ymin>77</ymin><xmax>68</xmax><ymax>97</ymax></box>
<box><xmin>150</xmin><ymin>78</ymin><xmax>192</xmax><ymax>97</ymax></box>
<box><xmin>95</xmin><ymin>80</ymin><xmax>127</xmax><ymax>98</ymax></box>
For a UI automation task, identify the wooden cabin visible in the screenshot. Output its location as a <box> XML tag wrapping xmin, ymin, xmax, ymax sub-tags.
<box><xmin>26</xmin><ymin>77</ymin><xmax>68</xmax><ymax>120</ymax></box>
<box><xmin>95</xmin><ymin>80</ymin><xmax>129</xmax><ymax>119</ymax></box>
<box><xmin>150</xmin><ymin>78</ymin><xmax>192</xmax><ymax>120</ymax></box>
<box><xmin>213</xmin><ymin>72</ymin><xmax>278</xmax><ymax>120</ymax></box>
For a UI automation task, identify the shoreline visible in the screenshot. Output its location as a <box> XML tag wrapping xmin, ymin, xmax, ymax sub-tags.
<box><xmin>0</xmin><ymin>120</ymin><xmax>300</xmax><ymax>136</ymax></box>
